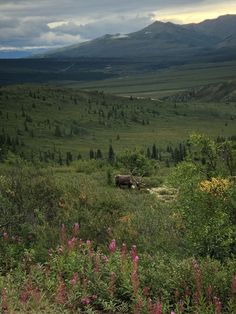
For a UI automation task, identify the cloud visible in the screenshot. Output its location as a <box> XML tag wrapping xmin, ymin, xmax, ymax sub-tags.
<box><xmin>0</xmin><ymin>0</ymin><xmax>235</xmax><ymax>51</ymax></box>
<box><xmin>52</xmin><ymin>14</ymin><xmax>155</xmax><ymax>39</ymax></box>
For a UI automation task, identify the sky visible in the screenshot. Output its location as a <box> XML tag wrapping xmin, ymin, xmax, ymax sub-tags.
<box><xmin>0</xmin><ymin>0</ymin><xmax>236</xmax><ymax>53</ymax></box>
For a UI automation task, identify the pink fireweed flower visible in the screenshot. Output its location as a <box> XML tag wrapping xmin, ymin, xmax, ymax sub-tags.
<box><xmin>67</xmin><ymin>237</ymin><xmax>77</xmax><ymax>251</ymax></box>
<box><xmin>109</xmin><ymin>239</ymin><xmax>116</xmax><ymax>253</ymax></box>
<box><xmin>60</xmin><ymin>224</ymin><xmax>67</xmax><ymax>244</ymax></box>
<box><xmin>94</xmin><ymin>253</ymin><xmax>100</xmax><ymax>273</ymax></box>
<box><xmin>70</xmin><ymin>272</ymin><xmax>78</xmax><ymax>286</ymax></box>
<box><xmin>178</xmin><ymin>300</ymin><xmax>184</xmax><ymax>313</ymax></box>
<box><xmin>152</xmin><ymin>301</ymin><xmax>162</xmax><ymax>314</ymax></box>
<box><xmin>72</xmin><ymin>223</ymin><xmax>80</xmax><ymax>237</ymax></box>
<box><xmin>109</xmin><ymin>272</ymin><xmax>116</xmax><ymax>296</ymax></box>
<box><xmin>131</xmin><ymin>245</ymin><xmax>137</xmax><ymax>261</ymax></box>
<box><xmin>134</xmin><ymin>297</ymin><xmax>143</xmax><ymax>314</ymax></box>
<box><xmin>207</xmin><ymin>285</ymin><xmax>213</xmax><ymax>302</ymax></box>
<box><xmin>55</xmin><ymin>278</ymin><xmax>67</xmax><ymax>304</ymax></box>
<box><xmin>143</xmin><ymin>286</ymin><xmax>149</xmax><ymax>297</ymax></box>
<box><xmin>147</xmin><ymin>297</ymin><xmax>153</xmax><ymax>312</ymax></box>
<box><xmin>121</xmin><ymin>243</ymin><xmax>127</xmax><ymax>260</ymax></box>
<box><xmin>103</xmin><ymin>255</ymin><xmax>109</xmax><ymax>263</ymax></box>
<box><xmin>214</xmin><ymin>296</ymin><xmax>222</xmax><ymax>314</ymax></box>
<box><xmin>171</xmin><ymin>311</ymin><xmax>176</xmax><ymax>314</ymax></box>
<box><xmin>133</xmin><ymin>255</ymin><xmax>139</xmax><ymax>272</ymax></box>
<box><xmin>86</xmin><ymin>239</ymin><xmax>91</xmax><ymax>247</ymax></box>
<box><xmin>3</xmin><ymin>232</ymin><xmax>8</xmax><ymax>241</ymax></box>
<box><xmin>131</xmin><ymin>270</ymin><xmax>140</xmax><ymax>295</ymax></box>
<box><xmin>1</xmin><ymin>288</ymin><xmax>8</xmax><ymax>313</ymax></box>
<box><xmin>81</xmin><ymin>296</ymin><xmax>91</xmax><ymax>305</ymax></box>
<box><xmin>86</xmin><ymin>240</ymin><xmax>93</xmax><ymax>257</ymax></box>
<box><xmin>19</xmin><ymin>289</ymin><xmax>30</xmax><ymax>304</ymax></box>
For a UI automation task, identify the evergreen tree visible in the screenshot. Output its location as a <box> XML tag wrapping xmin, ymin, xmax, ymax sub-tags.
<box><xmin>108</xmin><ymin>144</ymin><xmax>115</xmax><ymax>163</ymax></box>
<box><xmin>96</xmin><ymin>149</ymin><xmax>103</xmax><ymax>159</ymax></box>
<box><xmin>58</xmin><ymin>151</ymin><xmax>63</xmax><ymax>165</ymax></box>
<box><xmin>89</xmin><ymin>149</ymin><xmax>95</xmax><ymax>159</ymax></box>
<box><xmin>54</xmin><ymin>125</ymin><xmax>62</xmax><ymax>137</ymax></box>
<box><xmin>151</xmin><ymin>144</ymin><xmax>157</xmax><ymax>159</ymax></box>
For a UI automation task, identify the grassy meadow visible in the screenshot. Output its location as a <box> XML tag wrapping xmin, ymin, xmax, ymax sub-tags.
<box><xmin>0</xmin><ymin>66</ymin><xmax>236</xmax><ymax>313</ymax></box>
<box><xmin>74</xmin><ymin>61</ymin><xmax>236</xmax><ymax>98</ymax></box>
<box><xmin>1</xmin><ymin>83</ymin><xmax>236</xmax><ymax>161</ymax></box>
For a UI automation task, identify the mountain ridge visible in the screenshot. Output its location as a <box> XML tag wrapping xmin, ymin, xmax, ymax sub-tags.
<box><xmin>39</xmin><ymin>14</ymin><xmax>236</xmax><ymax>60</ymax></box>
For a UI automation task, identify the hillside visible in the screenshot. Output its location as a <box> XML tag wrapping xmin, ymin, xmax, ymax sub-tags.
<box><xmin>1</xmin><ymin>84</ymin><xmax>236</xmax><ymax>164</ymax></box>
<box><xmin>41</xmin><ymin>15</ymin><xmax>236</xmax><ymax>61</ymax></box>
<box><xmin>167</xmin><ymin>80</ymin><xmax>236</xmax><ymax>102</ymax></box>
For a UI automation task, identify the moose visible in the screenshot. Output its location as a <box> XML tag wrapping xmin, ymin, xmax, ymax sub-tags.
<box><xmin>115</xmin><ymin>175</ymin><xmax>140</xmax><ymax>189</ymax></box>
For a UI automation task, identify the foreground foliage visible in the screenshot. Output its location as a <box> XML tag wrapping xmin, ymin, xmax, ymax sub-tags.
<box><xmin>1</xmin><ymin>225</ymin><xmax>236</xmax><ymax>314</ymax></box>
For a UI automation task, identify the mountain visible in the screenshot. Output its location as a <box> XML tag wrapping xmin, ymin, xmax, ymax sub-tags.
<box><xmin>166</xmin><ymin>80</ymin><xmax>236</xmax><ymax>102</ymax></box>
<box><xmin>41</xmin><ymin>15</ymin><xmax>236</xmax><ymax>61</ymax></box>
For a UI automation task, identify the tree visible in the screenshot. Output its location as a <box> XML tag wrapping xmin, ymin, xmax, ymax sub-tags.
<box><xmin>96</xmin><ymin>149</ymin><xmax>103</xmax><ymax>159</ymax></box>
<box><xmin>54</xmin><ymin>126</ymin><xmax>62</xmax><ymax>137</ymax></box>
<box><xmin>89</xmin><ymin>149</ymin><xmax>95</xmax><ymax>160</ymax></box>
<box><xmin>108</xmin><ymin>145</ymin><xmax>115</xmax><ymax>163</ymax></box>
<box><xmin>151</xmin><ymin>144</ymin><xmax>158</xmax><ymax>159</ymax></box>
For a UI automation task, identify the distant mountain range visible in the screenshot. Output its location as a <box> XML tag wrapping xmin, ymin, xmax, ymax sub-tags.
<box><xmin>41</xmin><ymin>14</ymin><xmax>236</xmax><ymax>61</ymax></box>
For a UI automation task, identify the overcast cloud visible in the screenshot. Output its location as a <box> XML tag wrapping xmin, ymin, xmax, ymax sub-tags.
<box><xmin>0</xmin><ymin>0</ymin><xmax>236</xmax><ymax>51</ymax></box>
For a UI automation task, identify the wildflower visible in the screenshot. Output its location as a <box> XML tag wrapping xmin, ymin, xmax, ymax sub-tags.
<box><xmin>103</xmin><ymin>255</ymin><xmax>109</xmax><ymax>263</ymax></box>
<box><xmin>86</xmin><ymin>240</ymin><xmax>93</xmax><ymax>257</ymax></box>
<box><xmin>178</xmin><ymin>300</ymin><xmax>184</xmax><ymax>313</ymax></box>
<box><xmin>192</xmin><ymin>260</ymin><xmax>202</xmax><ymax>304</ymax></box>
<box><xmin>133</xmin><ymin>255</ymin><xmax>139</xmax><ymax>272</ymax></box>
<box><xmin>199</xmin><ymin>177</ymin><xmax>230</xmax><ymax>197</ymax></box>
<box><xmin>67</xmin><ymin>237</ymin><xmax>77</xmax><ymax>251</ymax></box>
<box><xmin>214</xmin><ymin>296</ymin><xmax>222</xmax><ymax>314</ymax></box>
<box><xmin>94</xmin><ymin>253</ymin><xmax>100</xmax><ymax>273</ymax></box>
<box><xmin>1</xmin><ymin>288</ymin><xmax>8</xmax><ymax>313</ymax></box>
<box><xmin>131</xmin><ymin>271</ymin><xmax>140</xmax><ymax>295</ymax></box>
<box><xmin>143</xmin><ymin>286</ymin><xmax>149</xmax><ymax>297</ymax></box>
<box><xmin>3</xmin><ymin>232</ymin><xmax>8</xmax><ymax>241</ymax></box>
<box><xmin>121</xmin><ymin>243</ymin><xmax>127</xmax><ymax>260</ymax></box>
<box><xmin>109</xmin><ymin>272</ymin><xmax>116</xmax><ymax>296</ymax></box>
<box><xmin>131</xmin><ymin>245</ymin><xmax>137</xmax><ymax>261</ymax></box>
<box><xmin>72</xmin><ymin>223</ymin><xmax>80</xmax><ymax>237</ymax></box>
<box><xmin>207</xmin><ymin>285</ymin><xmax>213</xmax><ymax>301</ymax></box>
<box><xmin>109</xmin><ymin>239</ymin><xmax>116</xmax><ymax>253</ymax></box>
<box><xmin>152</xmin><ymin>301</ymin><xmax>162</xmax><ymax>314</ymax></box>
<box><xmin>70</xmin><ymin>273</ymin><xmax>78</xmax><ymax>286</ymax></box>
<box><xmin>81</xmin><ymin>296</ymin><xmax>91</xmax><ymax>305</ymax></box>
<box><xmin>171</xmin><ymin>311</ymin><xmax>176</xmax><ymax>314</ymax></box>
<box><xmin>55</xmin><ymin>278</ymin><xmax>67</xmax><ymax>304</ymax></box>
<box><xmin>60</xmin><ymin>224</ymin><xmax>67</xmax><ymax>244</ymax></box>
<box><xmin>134</xmin><ymin>297</ymin><xmax>143</xmax><ymax>314</ymax></box>
<box><xmin>86</xmin><ymin>239</ymin><xmax>91</xmax><ymax>247</ymax></box>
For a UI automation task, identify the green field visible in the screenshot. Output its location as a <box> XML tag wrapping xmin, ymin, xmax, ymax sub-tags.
<box><xmin>1</xmin><ymin>83</ymin><xmax>236</xmax><ymax>162</ymax></box>
<box><xmin>73</xmin><ymin>61</ymin><xmax>236</xmax><ymax>98</ymax></box>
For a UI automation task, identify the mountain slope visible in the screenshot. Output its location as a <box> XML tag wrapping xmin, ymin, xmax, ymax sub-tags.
<box><xmin>41</xmin><ymin>15</ymin><xmax>236</xmax><ymax>60</ymax></box>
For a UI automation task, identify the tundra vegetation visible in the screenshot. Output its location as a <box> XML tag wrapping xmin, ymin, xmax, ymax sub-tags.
<box><xmin>0</xmin><ymin>84</ymin><xmax>236</xmax><ymax>313</ymax></box>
